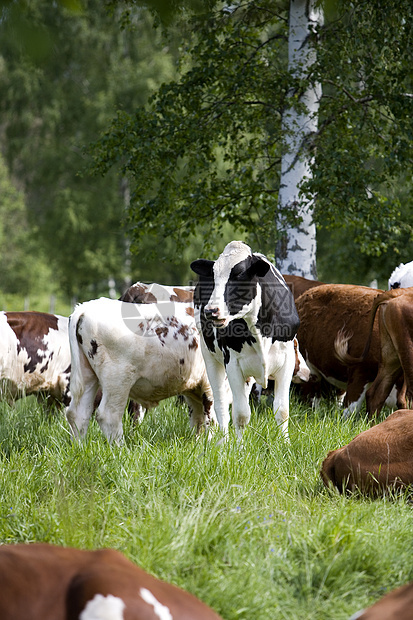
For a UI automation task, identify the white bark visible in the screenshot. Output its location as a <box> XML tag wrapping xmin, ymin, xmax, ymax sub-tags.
<box><xmin>276</xmin><ymin>0</ymin><xmax>323</xmax><ymax>279</ymax></box>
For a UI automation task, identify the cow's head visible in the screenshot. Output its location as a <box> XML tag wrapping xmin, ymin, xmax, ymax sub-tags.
<box><xmin>191</xmin><ymin>240</ymin><xmax>299</xmax><ymax>341</ymax></box>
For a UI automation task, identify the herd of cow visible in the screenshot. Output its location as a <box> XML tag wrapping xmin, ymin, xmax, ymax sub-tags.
<box><xmin>1</xmin><ymin>240</ymin><xmax>413</xmax><ymax>618</ymax></box>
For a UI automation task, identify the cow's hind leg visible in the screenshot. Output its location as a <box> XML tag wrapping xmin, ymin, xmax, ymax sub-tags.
<box><xmin>95</xmin><ymin>382</ymin><xmax>130</xmax><ymax>444</ymax></box>
<box><xmin>365</xmin><ymin>365</ymin><xmax>402</xmax><ymax>418</ymax></box>
<box><xmin>66</xmin><ymin>356</ymin><xmax>99</xmax><ymax>440</ymax></box>
<box><xmin>183</xmin><ymin>390</ymin><xmax>217</xmax><ymax>435</ymax></box>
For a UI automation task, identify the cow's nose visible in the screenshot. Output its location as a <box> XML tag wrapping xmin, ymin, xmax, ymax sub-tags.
<box><xmin>204</xmin><ymin>307</ymin><xmax>220</xmax><ymax>319</ymax></box>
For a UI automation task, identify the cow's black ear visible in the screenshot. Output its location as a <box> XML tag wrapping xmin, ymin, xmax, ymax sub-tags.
<box><xmin>191</xmin><ymin>259</ymin><xmax>214</xmax><ymax>277</ymax></box>
<box><xmin>248</xmin><ymin>256</ymin><xmax>271</xmax><ymax>279</ymax></box>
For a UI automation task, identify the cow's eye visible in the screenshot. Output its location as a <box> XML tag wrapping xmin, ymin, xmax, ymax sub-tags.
<box><xmin>234</xmin><ymin>271</ymin><xmax>248</xmax><ymax>281</ymax></box>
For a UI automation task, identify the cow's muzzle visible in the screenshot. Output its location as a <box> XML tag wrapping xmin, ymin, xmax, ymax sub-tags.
<box><xmin>204</xmin><ymin>307</ymin><xmax>227</xmax><ymax>327</ymax></box>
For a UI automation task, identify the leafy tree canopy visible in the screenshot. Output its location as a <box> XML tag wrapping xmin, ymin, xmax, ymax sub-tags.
<box><xmin>91</xmin><ymin>0</ymin><xmax>413</xmax><ymax>281</ymax></box>
<box><xmin>0</xmin><ymin>0</ymin><xmax>179</xmax><ymax>296</ymax></box>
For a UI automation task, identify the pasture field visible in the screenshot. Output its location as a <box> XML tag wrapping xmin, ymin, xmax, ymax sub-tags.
<box><xmin>0</xmin><ymin>395</ymin><xmax>412</xmax><ymax>619</ymax></box>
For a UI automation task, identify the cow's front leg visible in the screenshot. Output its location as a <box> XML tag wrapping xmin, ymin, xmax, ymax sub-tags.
<box><xmin>201</xmin><ymin>347</ymin><xmax>230</xmax><ymax>434</ymax></box>
<box><xmin>226</xmin><ymin>362</ymin><xmax>251</xmax><ymax>442</ymax></box>
<box><xmin>272</xmin><ymin>342</ymin><xmax>295</xmax><ymax>441</ymax></box>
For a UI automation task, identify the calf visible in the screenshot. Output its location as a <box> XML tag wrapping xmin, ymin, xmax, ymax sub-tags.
<box><xmin>66</xmin><ymin>299</ymin><xmax>215</xmax><ymax>442</ymax></box>
<box><xmin>119</xmin><ymin>282</ymin><xmax>194</xmax><ymax>422</ymax></box>
<box><xmin>296</xmin><ymin>284</ymin><xmax>384</xmax><ymax>415</ymax></box>
<box><xmin>320</xmin><ymin>409</ymin><xmax>413</xmax><ymax>494</ymax></box>
<box><xmin>191</xmin><ymin>240</ymin><xmax>300</xmax><ymax>440</ymax></box>
<box><xmin>349</xmin><ymin>580</ymin><xmax>413</xmax><ymax>620</ymax></box>
<box><xmin>0</xmin><ymin>543</ymin><xmax>223</xmax><ymax>620</ymax></box>
<box><xmin>0</xmin><ymin>311</ymin><xmax>70</xmax><ymax>405</ymax></box>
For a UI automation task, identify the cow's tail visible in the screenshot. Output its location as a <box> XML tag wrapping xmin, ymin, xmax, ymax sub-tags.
<box><xmin>67</xmin><ymin>308</ymin><xmax>87</xmax><ymax>401</ymax></box>
<box><xmin>334</xmin><ymin>289</ymin><xmax>398</xmax><ymax>366</ymax></box>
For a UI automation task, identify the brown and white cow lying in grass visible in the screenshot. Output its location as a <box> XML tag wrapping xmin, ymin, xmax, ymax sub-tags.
<box><xmin>0</xmin><ymin>311</ymin><xmax>71</xmax><ymax>406</ymax></box>
<box><xmin>66</xmin><ymin>299</ymin><xmax>216</xmax><ymax>442</ymax></box>
<box><xmin>0</xmin><ymin>543</ymin><xmax>223</xmax><ymax>620</ymax></box>
<box><xmin>349</xmin><ymin>580</ymin><xmax>413</xmax><ymax>620</ymax></box>
<box><xmin>320</xmin><ymin>409</ymin><xmax>413</xmax><ymax>494</ymax></box>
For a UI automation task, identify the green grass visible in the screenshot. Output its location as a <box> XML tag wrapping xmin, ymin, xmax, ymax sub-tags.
<box><xmin>0</xmin><ymin>395</ymin><xmax>412</xmax><ymax>619</ymax></box>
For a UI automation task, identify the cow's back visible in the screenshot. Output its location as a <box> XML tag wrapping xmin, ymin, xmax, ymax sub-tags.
<box><xmin>283</xmin><ymin>274</ymin><xmax>324</xmax><ymax>301</ymax></box>
<box><xmin>120</xmin><ymin>282</ymin><xmax>194</xmax><ymax>304</ymax></box>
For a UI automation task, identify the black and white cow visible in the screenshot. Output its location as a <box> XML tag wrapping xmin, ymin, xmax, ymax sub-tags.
<box><xmin>0</xmin><ymin>311</ymin><xmax>71</xmax><ymax>405</ymax></box>
<box><xmin>191</xmin><ymin>241</ymin><xmax>300</xmax><ymax>441</ymax></box>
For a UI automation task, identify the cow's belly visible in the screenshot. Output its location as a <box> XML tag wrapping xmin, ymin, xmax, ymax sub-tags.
<box><xmin>0</xmin><ymin>371</ymin><xmax>48</xmax><ymax>400</ymax></box>
<box><xmin>127</xmin><ymin>357</ymin><xmax>206</xmax><ymax>407</ymax></box>
<box><xmin>129</xmin><ymin>375</ymin><xmax>196</xmax><ymax>407</ymax></box>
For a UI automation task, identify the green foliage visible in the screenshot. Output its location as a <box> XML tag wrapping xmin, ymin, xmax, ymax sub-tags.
<box><xmin>0</xmin><ymin>0</ymin><xmax>178</xmax><ymax>296</ymax></box>
<box><xmin>91</xmin><ymin>0</ymin><xmax>413</xmax><ymax>277</ymax></box>
<box><xmin>1</xmin><ymin>0</ymin><xmax>412</xmax><ymax>296</ymax></box>
<box><xmin>0</xmin><ymin>154</ymin><xmax>55</xmax><ymax>296</ymax></box>
<box><xmin>91</xmin><ymin>1</ymin><xmax>291</xmax><ymax>258</ymax></box>
<box><xmin>307</xmin><ymin>0</ymin><xmax>413</xmax><ymax>257</ymax></box>
<box><xmin>1</xmin><ymin>395</ymin><xmax>413</xmax><ymax>618</ymax></box>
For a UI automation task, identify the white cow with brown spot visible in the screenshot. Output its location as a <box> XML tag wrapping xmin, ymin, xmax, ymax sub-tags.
<box><xmin>66</xmin><ymin>298</ymin><xmax>216</xmax><ymax>442</ymax></box>
<box><xmin>0</xmin><ymin>311</ymin><xmax>71</xmax><ymax>406</ymax></box>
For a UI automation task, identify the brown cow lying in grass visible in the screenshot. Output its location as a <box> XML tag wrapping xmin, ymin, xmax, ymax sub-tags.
<box><xmin>320</xmin><ymin>409</ymin><xmax>413</xmax><ymax>494</ymax></box>
<box><xmin>349</xmin><ymin>580</ymin><xmax>413</xmax><ymax>619</ymax></box>
<box><xmin>0</xmin><ymin>543</ymin><xmax>223</xmax><ymax>620</ymax></box>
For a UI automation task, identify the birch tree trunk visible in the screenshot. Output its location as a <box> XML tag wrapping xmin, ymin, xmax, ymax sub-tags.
<box><xmin>276</xmin><ymin>0</ymin><xmax>323</xmax><ymax>278</ymax></box>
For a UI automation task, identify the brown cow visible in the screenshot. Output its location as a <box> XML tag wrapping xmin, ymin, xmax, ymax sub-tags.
<box><xmin>295</xmin><ymin>284</ymin><xmax>385</xmax><ymax>414</ymax></box>
<box><xmin>320</xmin><ymin>409</ymin><xmax>413</xmax><ymax>494</ymax></box>
<box><xmin>282</xmin><ymin>274</ymin><xmax>324</xmax><ymax>301</ymax></box>
<box><xmin>349</xmin><ymin>580</ymin><xmax>413</xmax><ymax>619</ymax></box>
<box><xmin>0</xmin><ymin>543</ymin><xmax>223</xmax><ymax>620</ymax></box>
<box><xmin>335</xmin><ymin>288</ymin><xmax>413</xmax><ymax>417</ymax></box>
